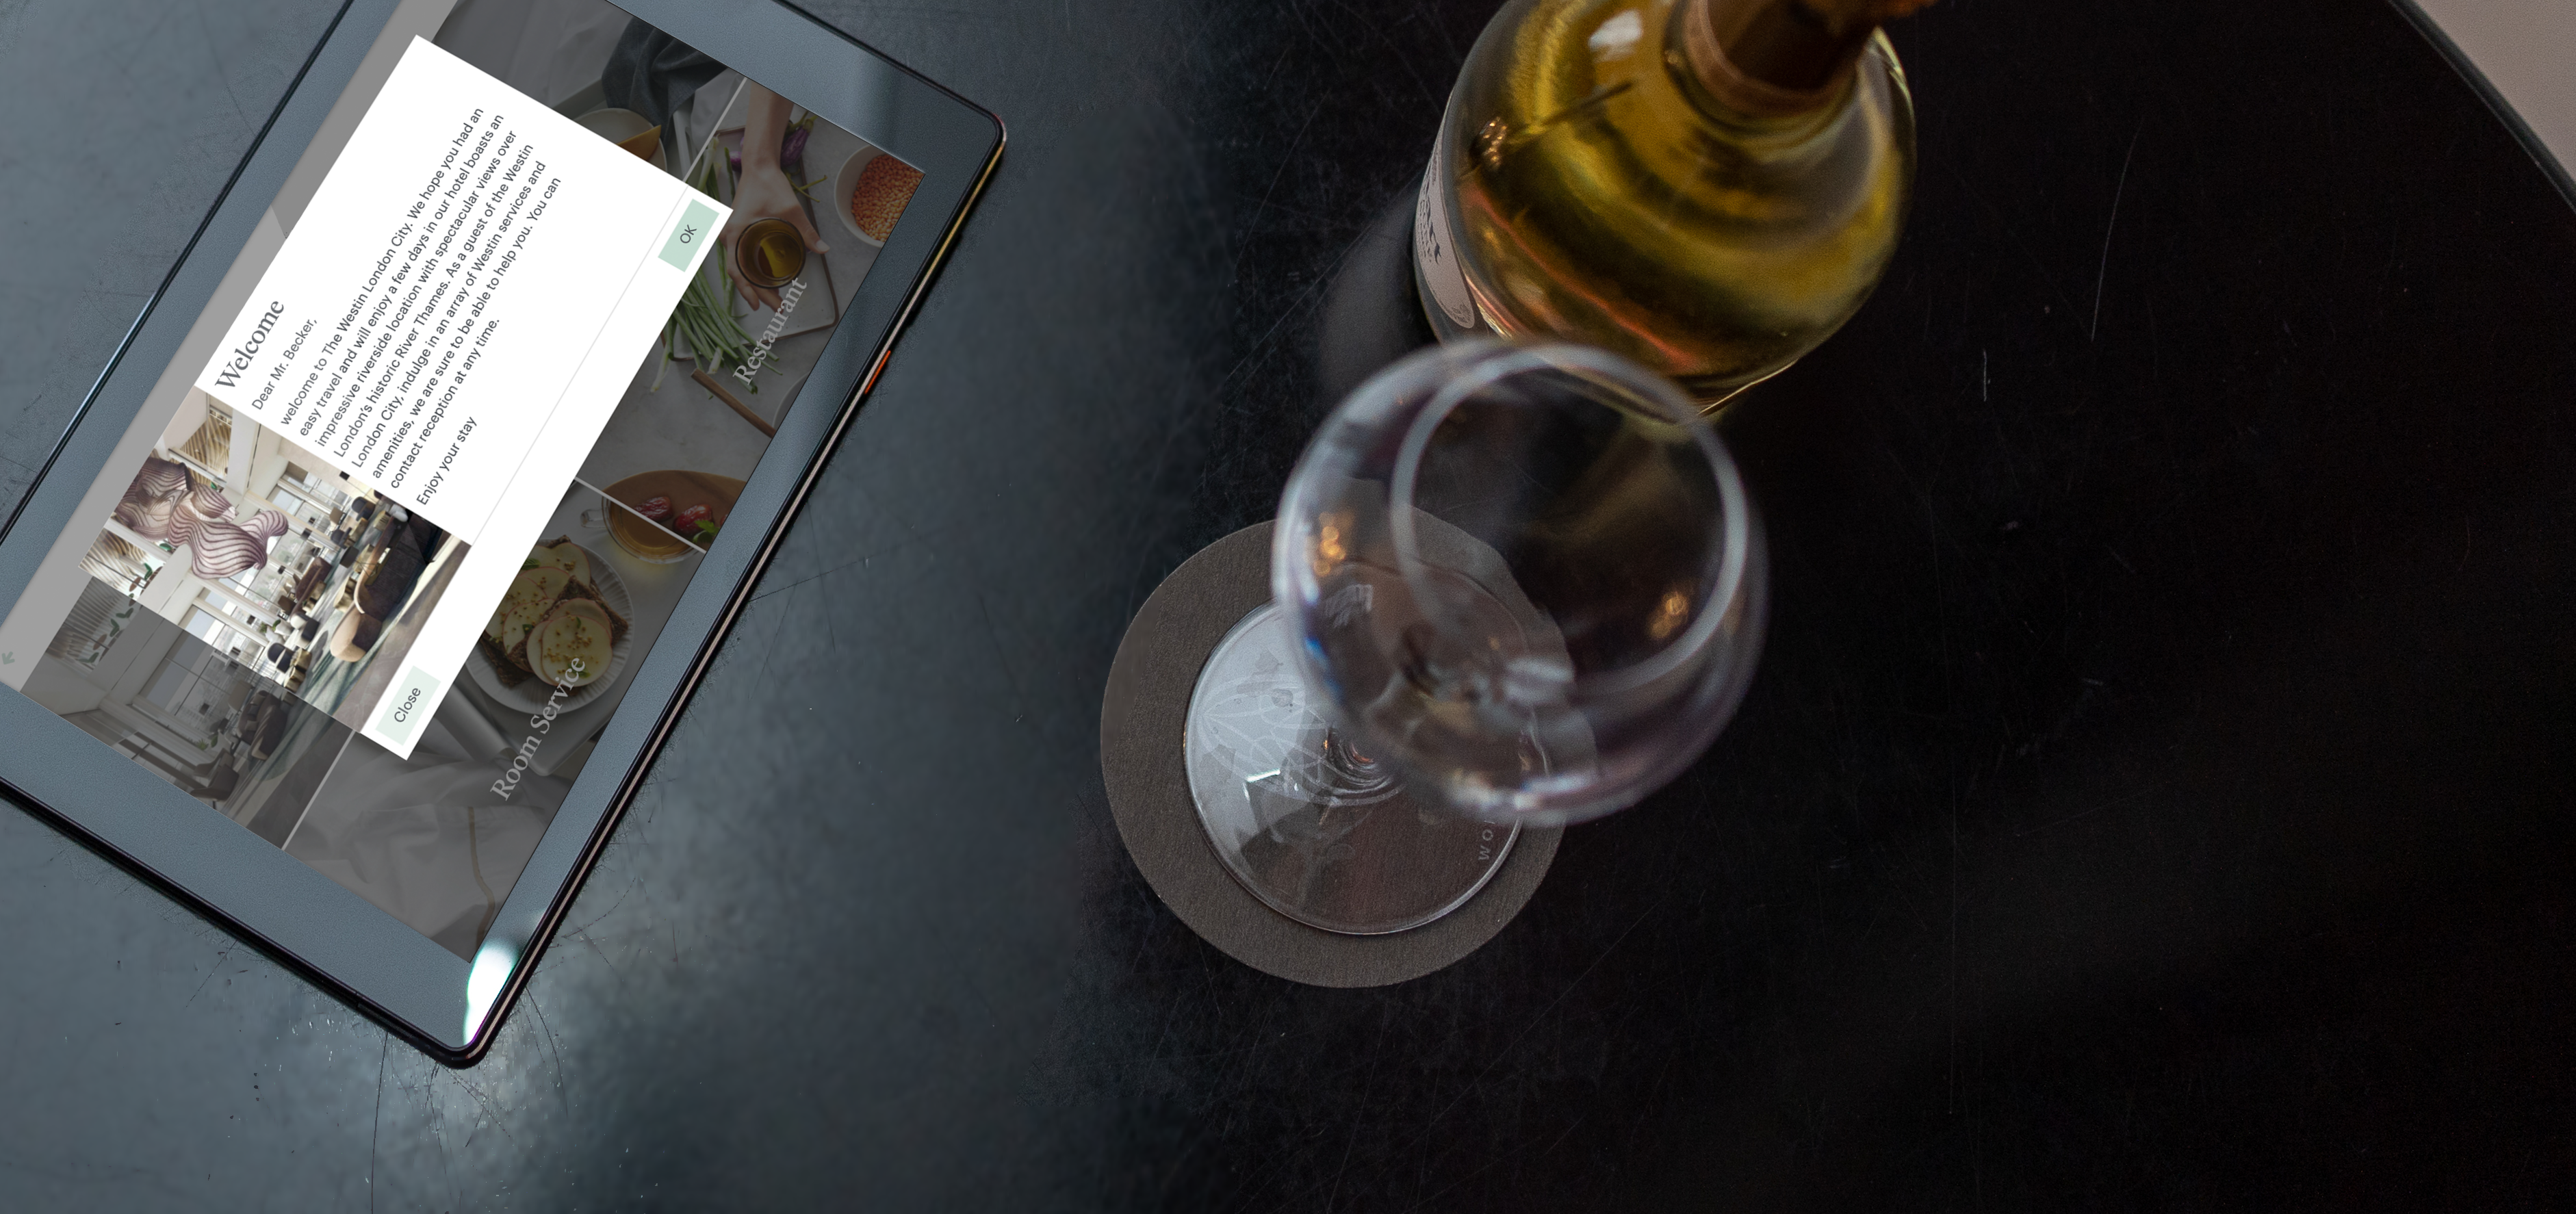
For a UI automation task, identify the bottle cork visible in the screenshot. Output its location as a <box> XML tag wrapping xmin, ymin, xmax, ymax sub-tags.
<box><xmin>1679</xmin><ymin>0</ymin><xmax>1935</xmax><ymax>118</ymax></box>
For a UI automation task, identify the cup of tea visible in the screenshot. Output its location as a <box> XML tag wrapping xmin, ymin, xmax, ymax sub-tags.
<box><xmin>734</xmin><ymin>217</ymin><xmax>807</xmax><ymax>289</ymax></box>
<box><xmin>601</xmin><ymin>494</ymin><xmax>693</xmax><ymax>565</ymax></box>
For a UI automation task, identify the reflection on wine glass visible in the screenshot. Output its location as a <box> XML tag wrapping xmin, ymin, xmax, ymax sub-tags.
<box><xmin>1185</xmin><ymin>341</ymin><xmax>1766</xmax><ymax>933</ymax></box>
<box><xmin>1185</xmin><ymin>603</ymin><xmax>1508</xmax><ymax>933</ymax></box>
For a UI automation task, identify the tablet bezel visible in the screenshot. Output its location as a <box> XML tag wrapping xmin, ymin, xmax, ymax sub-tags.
<box><xmin>0</xmin><ymin>0</ymin><xmax>1001</xmax><ymax>1064</ymax></box>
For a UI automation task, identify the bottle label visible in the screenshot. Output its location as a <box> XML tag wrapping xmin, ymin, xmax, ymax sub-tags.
<box><xmin>1414</xmin><ymin>129</ymin><xmax>1480</xmax><ymax>331</ymax></box>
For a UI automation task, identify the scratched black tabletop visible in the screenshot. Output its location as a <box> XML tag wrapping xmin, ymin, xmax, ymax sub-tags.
<box><xmin>7</xmin><ymin>0</ymin><xmax>2575</xmax><ymax>1207</ymax></box>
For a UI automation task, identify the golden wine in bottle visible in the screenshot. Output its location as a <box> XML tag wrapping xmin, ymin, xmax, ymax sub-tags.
<box><xmin>1413</xmin><ymin>0</ymin><xmax>1929</xmax><ymax>409</ymax></box>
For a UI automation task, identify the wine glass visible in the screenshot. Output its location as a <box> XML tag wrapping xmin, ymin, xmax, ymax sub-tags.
<box><xmin>1183</xmin><ymin>340</ymin><xmax>1766</xmax><ymax>934</ymax></box>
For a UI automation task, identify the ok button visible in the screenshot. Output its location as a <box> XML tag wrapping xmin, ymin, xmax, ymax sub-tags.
<box><xmin>659</xmin><ymin>198</ymin><xmax>721</xmax><ymax>269</ymax></box>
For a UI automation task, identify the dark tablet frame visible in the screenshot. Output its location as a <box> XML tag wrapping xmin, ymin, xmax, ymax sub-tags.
<box><xmin>0</xmin><ymin>0</ymin><xmax>1001</xmax><ymax>1064</ymax></box>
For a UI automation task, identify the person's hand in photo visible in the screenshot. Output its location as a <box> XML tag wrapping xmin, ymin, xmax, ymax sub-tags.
<box><xmin>722</xmin><ymin>83</ymin><xmax>827</xmax><ymax>313</ymax></box>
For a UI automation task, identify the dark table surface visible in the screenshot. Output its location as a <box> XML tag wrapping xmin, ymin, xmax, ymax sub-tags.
<box><xmin>7</xmin><ymin>0</ymin><xmax>2575</xmax><ymax>1207</ymax></box>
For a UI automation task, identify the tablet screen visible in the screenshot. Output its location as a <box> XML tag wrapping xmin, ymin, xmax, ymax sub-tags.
<box><xmin>0</xmin><ymin>0</ymin><xmax>925</xmax><ymax>959</ymax></box>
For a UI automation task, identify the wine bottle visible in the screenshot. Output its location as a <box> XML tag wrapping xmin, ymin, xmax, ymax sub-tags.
<box><xmin>1413</xmin><ymin>0</ymin><xmax>1930</xmax><ymax>409</ymax></box>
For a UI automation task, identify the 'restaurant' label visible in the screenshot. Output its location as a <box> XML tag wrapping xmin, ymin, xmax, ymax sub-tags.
<box><xmin>1413</xmin><ymin>125</ymin><xmax>1480</xmax><ymax>331</ymax></box>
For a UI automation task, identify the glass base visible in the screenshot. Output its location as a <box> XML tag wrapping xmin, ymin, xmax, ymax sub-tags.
<box><xmin>1185</xmin><ymin>603</ymin><xmax>1516</xmax><ymax>935</ymax></box>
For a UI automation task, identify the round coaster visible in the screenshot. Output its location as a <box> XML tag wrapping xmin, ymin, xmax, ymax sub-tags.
<box><xmin>1100</xmin><ymin>521</ymin><xmax>1560</xmax><ymax>987</ymax></box>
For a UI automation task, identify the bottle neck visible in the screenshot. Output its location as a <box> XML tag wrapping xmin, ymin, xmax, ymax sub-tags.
<box><xmin>1675</xmin><ymin>0</ymin><xmax>1877</xmax><ymax>120</ymax></box>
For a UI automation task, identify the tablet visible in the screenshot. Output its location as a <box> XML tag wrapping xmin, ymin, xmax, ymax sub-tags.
<box><xmin>0</xmin><ymin>0</ymin><xmax>999</xmax><ymax>1063</ymax></box>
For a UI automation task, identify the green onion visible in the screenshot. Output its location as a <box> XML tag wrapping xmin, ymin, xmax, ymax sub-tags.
<box><xmin>655</xmin><ymin>153</ymin><xmax>771</xmax><ymax>393</ymax></box>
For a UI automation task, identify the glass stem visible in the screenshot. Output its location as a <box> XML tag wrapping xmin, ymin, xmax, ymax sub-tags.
<box><xmin>1315</xmin><ymin>728</ymin><xmax>1397</xmax><ymax>803</ymax></box>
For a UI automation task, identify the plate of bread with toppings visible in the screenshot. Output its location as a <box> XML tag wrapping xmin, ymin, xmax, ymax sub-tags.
<box><xmin>467</xmin><ymin>537</ymin><xmax>634</xmax><ymax>712</ymax></box>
